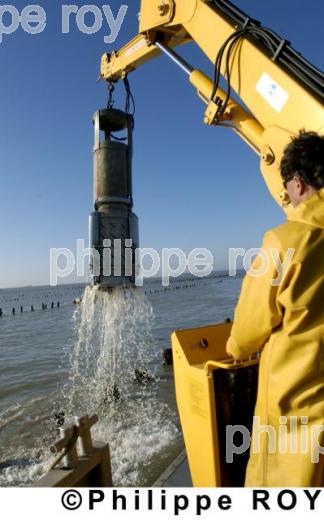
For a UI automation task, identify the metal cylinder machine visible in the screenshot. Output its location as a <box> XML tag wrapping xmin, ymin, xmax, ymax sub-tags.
<box><xmin>89</xmin><ymin>109</ymin><xmax>139</xmax><ymax>289</ymax></box>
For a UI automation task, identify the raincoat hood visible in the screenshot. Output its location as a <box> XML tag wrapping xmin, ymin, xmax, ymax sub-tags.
<box><xmin>288</xmin><ymin>187</ymin><xmax>324</xmax><ymax>229</ymax></box>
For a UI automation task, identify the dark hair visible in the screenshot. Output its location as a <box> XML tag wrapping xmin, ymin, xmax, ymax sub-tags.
<box><xmin>280</xmin><ymin>130</ymin><xmax>324</xmax><ymax>189</ymax></box>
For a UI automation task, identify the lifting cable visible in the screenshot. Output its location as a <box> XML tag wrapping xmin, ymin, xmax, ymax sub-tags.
<box><xmin>106</xmin><ymin>76</ymin><xmax>136</xmax><ymax>140</ymax></box>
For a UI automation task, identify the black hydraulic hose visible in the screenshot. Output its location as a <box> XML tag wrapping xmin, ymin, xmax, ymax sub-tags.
<box><xmin>210</xmin><ymin>0</ymin><xmax>324</xmax><ymax>100</ymax></box>
<box><xmin>211</xmin><ymin>29</ymin><xmax>246</xmax><ymax>101</ymax></box>
<box><xmin>213</xmin><ymin>0</ymin><xmax>324</xmax><ymax>79</ymax></box>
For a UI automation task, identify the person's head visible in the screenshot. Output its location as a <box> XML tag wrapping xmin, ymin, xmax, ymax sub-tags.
<box><xmin>280</xmin><ymin>130</ymin><xmax>324</xmax><ymax>207</ymax></box>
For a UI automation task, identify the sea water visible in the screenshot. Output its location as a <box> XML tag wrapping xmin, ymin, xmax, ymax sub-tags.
<box><xmin>63</xmin><ymin>285</ymin><xmax>179</xmax><ymax>485</ymax></box>
<box><xmin>0</xmin><ymin>273</ymin><xmax>242</xmax><ymax>486</ymax></box>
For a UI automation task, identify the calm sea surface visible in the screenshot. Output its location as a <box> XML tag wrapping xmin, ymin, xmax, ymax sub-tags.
<box><xmin>0</xmin><ymin>273</ymin><xmax>242</xmax><ymax>486</ymax></box>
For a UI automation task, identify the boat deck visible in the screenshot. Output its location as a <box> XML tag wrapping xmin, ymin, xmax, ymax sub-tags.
<box><xmin>153</xmin><ymin>451</ymin><xmax>192</xmax><ymax>487</ymax></box>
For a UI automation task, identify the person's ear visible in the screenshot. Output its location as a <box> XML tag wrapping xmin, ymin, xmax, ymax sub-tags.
<box><xmin>294</xmin><ymin>176</ymin><xmax>305</xmax><ymax>196</ymax></box>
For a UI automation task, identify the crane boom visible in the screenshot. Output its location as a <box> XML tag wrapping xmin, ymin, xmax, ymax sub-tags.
<box><xmin>100</xmin><ymin>0</ymin><xmax>324</xmax><ymax>210</ymax></box>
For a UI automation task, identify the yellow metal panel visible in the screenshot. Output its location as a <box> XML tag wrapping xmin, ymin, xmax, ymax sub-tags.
<box><xmin>172</xmin><ymin>328</ymin><xmax>222</xmax><ymax>486</ymax></box>
<box><xmin>172</xmin><ymin>323</ymin><xmax>229</xmax><ymax>486</ymax></box>
<box><xmin>172</xmin><ymin>322</ymin><xmax>259</xmax><ymax>486</ymax></box>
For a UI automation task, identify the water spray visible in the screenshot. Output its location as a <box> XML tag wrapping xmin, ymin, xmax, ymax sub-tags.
<box><xmin>89</xmin><ymin>108</ymin><xmax>139</xmax><ymax>289</ymax></box>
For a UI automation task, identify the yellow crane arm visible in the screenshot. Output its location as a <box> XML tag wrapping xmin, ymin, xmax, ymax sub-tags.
<box><xmin>100</xmin><ymin>0</ymin><xmax>324</xmax><ymax>211</ymax></box>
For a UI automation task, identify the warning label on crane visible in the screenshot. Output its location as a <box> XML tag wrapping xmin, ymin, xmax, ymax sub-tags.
<box><xmin>255</xmin><ymin>72</ymin><xmax>289</xmax><ymax>113</ymax></box>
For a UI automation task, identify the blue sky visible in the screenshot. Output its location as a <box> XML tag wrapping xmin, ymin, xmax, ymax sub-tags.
<box><xmin>0</xmin><ymin>0</ymin><xmax>323</xmax><ymax>288</ymax></box>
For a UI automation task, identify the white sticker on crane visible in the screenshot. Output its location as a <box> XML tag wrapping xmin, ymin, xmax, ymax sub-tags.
<box><xmin>256</xmin><ymin>72</ymin><xmax>289</xmax><ymax>112</ymax></box>
<box><xmin>125</xmin><ymin>38</ymin><xmax>146</xmax><ymax>57</ymax></box>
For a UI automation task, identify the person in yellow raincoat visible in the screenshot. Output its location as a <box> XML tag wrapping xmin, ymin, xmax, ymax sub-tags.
<box><xmin>226</xmin><ymin>131</ymin><xmax>324</xmax><ymax>487</ymax></box>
